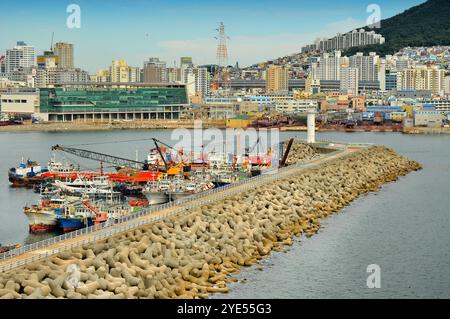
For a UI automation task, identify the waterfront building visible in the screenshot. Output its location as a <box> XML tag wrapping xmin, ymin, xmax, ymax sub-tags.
<box><xmin>0</xmin><ymin>90</ymin><xmax>39</xmax><ymax>114</ymax></box>
<box><xmin>53</xmin><ymin>42</ymin><xmax>74</xmax><ymax>69</ymax></box>
<box><xmin>274</xmin><ymin>99</ymin><xmax>318</xmax><ymax>114</ymax></box>
<box><xmin>35</xmin><ymin>83</ymin><xmax>189</xmax><ymax>122</ymax></box>
<box><xmin>266</xmin><ymin>65</ymin><xmax>289</xmax><ymax>94</ymax></box>
<box><xmin>5</xmin><ymin>42</ymin><xmax>36</xmax><ymax>73</ymax></box>
<box><xmin>414</xmin><ymin>107</ymin><xmax>443</xmax><ymax>127</ymax></box>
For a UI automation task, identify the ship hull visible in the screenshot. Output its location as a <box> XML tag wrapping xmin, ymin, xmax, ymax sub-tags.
<box><xmin>24</xmin><ymin>209</ymin><xmax>58</xmax><ymax>233</ymax></box>
<box><xmin>57</xmin><ymin>217</ymin><xmax>92</xmax><ymax>233</ymax></box>
<box><xmin>167</xmin><ymin>192</ymin><xmax>191</xmax><ymax>201</ymax></box>
<box><xmin>143</xmin><ymin>192</ymin><xmax>169</xmax><ymax>205</ymax></box>
<box><xmin>9</xmin><ymin>173</ymin><xmax>45</xmax><ymax>188</ymax></box>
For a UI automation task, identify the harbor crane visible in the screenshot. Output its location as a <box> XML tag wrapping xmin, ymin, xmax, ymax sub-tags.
<box><xmin>51</xmin><ymin>145</ymin><xmax>149</xmax><ymax>170</ymax></box>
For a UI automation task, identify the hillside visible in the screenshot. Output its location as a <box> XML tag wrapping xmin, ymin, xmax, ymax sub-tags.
<box><xmin>343</xmin><ymin>0</ymin><xmax>450</xmax><ymax>56</ymax></box>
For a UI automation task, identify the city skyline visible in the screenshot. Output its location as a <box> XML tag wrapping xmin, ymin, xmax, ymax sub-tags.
<box><xmin>1</xmin><ymin>0</ymin><xmax>424</xmax><ymax>73</ymax></box>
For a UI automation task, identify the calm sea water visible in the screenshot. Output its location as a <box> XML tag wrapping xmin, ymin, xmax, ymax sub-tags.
<box><xmin>0</xmin><ymin>130</ymin><xmax>449</xmax><ymax>298</ymax></box>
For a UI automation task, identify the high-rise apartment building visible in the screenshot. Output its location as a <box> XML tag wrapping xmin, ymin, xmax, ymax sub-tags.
<box><xmin>167</xmin><ymin>67</ymin><xmax>182</xmax><ymax>83</ymax></box>
<box><xmin>143</xmin><ymin>58</ymin><xmax>167</xmax><ymax>83</ymax></box>
<box><xmin>312</xmin><ymin>51</ymin><xmax>344</xmax><ymax>81</ymax></box>
<box><xmin>302</xmin><ymin>29</ymin><xmax>385</xmax><ymax>53</ymax></box>
<box><xmin>110</xmin><ymin>59</ymin><xmax>139</xmax><ymax>83</ymax></box>
<box><xmin>349</xmin><ymin>52</ymin><xmax>380</xmax><ymax>82</ymax></box>
<box><xmin>180</xmin><ymin>57</ymin><xmax>193</xmax><ymax>69</ymax></box>
<box><xmin>266</xmin><ymin>65</ymin><xmax>289</xmax><ymax>94</ymax></box>
<box><xmin>183</xmin><ymin>67</ymin><xmax>209</xmax><ymax>97</ymax></box>
<box><xmin>5</xmin><ymin>41</ymin><xmax>36</xmax><ymax>73</ymax></box>
<box><xmin>340</xmin><ymin>66</ymin><xmax>359</xmax><ymax>95</ymax></box>
<box><xmin>0</xmin><ymin>55</ymin><xmax>6</xmax><ymax>74</ymax></box>
<box><xmin>92</xmin><ymin>69</ymin><xmax>111</xmax><ymax>82</ymax></box>
<box><xmin>53</xmin><ymin>42</ymin><xmax>74</xmax><ymax>69</ymax></box>
<box><xmin>397</xmin><ymin>66</ymin><xmax>446</xmax><ymax>95</ymax></box>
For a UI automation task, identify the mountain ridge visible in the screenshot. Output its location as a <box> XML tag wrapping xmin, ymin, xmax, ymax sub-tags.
<box><xmin>343</xmin><ymin>0</ymin><xmax>450</xmax><ymax>56</ymax></box>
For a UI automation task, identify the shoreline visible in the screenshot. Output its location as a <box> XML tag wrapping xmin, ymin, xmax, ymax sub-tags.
<box><xmin>0</xmin><ymin>143</ymin><xmax>422</xmax><ymax>299</ymax></box>
<box><xmin>1</xmin><ymin>121</ymin><xmax>449</xmax><ymax>135</ymax></box>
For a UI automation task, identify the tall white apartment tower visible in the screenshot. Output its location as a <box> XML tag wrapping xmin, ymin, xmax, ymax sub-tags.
<box><xmin>349</xmin><ymin>52</ymin><xmax>380</xmax><ymax>82</ymax></box>
<box><xmin>340</xmin><ymin>66</ymin><xmax>359</xmax><ymax>95</ymax></box>
<box><xmin>5</xmin><ymin>41</ymin><xmax>36</xmax><ymax>73</ymax></box>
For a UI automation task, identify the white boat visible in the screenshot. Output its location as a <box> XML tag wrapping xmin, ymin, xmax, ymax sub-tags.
<box><xmin>53</xmin><ymin>176</ymin><xmax>112</xmax><ymax>195</ymax></box>
<box><xmin>142</xmin><ymin>181</ymin><xmax>169</xmax><ymax>205</ymax></box>
<box><xmin>47</xmin><ymin>155</ymin><xmax>79</xmax><ymax>173</ymax></box>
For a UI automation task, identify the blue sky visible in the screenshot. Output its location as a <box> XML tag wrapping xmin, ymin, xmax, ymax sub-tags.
<box><xmin>0</xmin><ymin>0</ymin><xmax>425</xmax><ymax>73</ymax></box>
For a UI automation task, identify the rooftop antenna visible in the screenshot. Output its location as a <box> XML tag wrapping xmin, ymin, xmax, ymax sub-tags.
<box><xmin>50</xmin><ymin>32</ymin><xmax>54</xmax><ymax>52</ymax></box>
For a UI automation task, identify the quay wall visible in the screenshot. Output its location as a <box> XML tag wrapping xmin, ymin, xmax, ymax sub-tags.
<box><xmin>0</xmin><ymin>145</ymin><xmax>422</xmax><ymax>299</ymax></box>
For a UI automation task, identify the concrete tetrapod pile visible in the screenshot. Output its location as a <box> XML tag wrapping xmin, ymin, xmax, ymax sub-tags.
<box><xmin>0</xmin><ymin>145</ymin><xmax>422</xmax><ymax>299</ymax></box>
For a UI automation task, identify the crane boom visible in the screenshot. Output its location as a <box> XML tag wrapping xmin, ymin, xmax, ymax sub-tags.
<box><xmin>51</xmin><ymin>144</ymin><xmax>147</xmax><ymax>169</ymax></box>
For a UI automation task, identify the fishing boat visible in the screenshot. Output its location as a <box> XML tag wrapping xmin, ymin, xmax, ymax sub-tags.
<box><xmin>142</xmin><ymin>180</ymin><xmax>170</xmax><ymax>205</ymax></box>
<box><xmin>56</xmin><ymin>205</ymin><xmax>95</xmax><ymax>232</ymax></box>
<box><xmin>53</xmin><ymin>176</ymin><xmax>112</xmax><ymax>195</ymax></box>
<box><xmin>23</xmin><ymin>193</ymin><xmax>81</xmax><ymax>233</ymax></box>
<box><xmin>8</xmin><ymin>159</ymin><xmax>48</xmax><ymax>187</ymax></box>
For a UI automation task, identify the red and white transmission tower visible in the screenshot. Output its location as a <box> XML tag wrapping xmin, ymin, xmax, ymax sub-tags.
<box><xmin>212</xmin><ymin>22</ymin><xmax>230</xmax><ymax>92</ymax></box>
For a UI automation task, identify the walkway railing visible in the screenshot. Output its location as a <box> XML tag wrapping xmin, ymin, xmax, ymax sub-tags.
<box><xmin>0</xmin><ymin>141</ymin><xmax>366</xmax><ymax>273</ymax></box>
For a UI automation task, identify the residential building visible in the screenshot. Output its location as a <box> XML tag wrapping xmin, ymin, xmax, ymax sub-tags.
<box><xmin>349</xmin><ymin>52</ymin><xmax>380</xmax><ymax>82</ymax></box>
<box><xmin>0</xmin><ymin>55</ymin><xmax>5</xmax><ymax>74</ymax></box>
<box><xmin>92</xmin><ymin>69</ymin><xmax>111</xmax><ymax>82</ymax></box>
<box><xmin>397</xmin><ymin>66</ymin><xmax>446</xmax><ymax>95</ymax></box>
<box><xmin>312</xmin><ymin>51</ymin><xmax>344</xmax><ymax>81</ymax></box>
<box><xmin>56</xmin><ymin>68</ymin><xmax>90</xmax><ymax>84</ymax></box>
<box><xmin>340</xmin><ymin>66</ymin><xmax>359</xmax><ymax>95</ymax></box>
<box><xmin>302</xmin><ymin>29</ymin><xmax>385</xmax><ymax>53</ymax></box>
<box><xmin>143</xmin><ymin>58</ymin><xmax>167</xmax><ymax>83</ymax></box>
<box><xmin>167</xmin><ymin>67</ymin><xmax>182</xmax><ymax>83</ymax></box>
<box><xmin>5</xmin><ymin>42</ymin><xmax>36</xmax><ymax>73</ymax></box>
<box><xmin>110</xmin><ymin>59</ymin><xmax>139</xmax><ymax>83</ymax></box>
<box><xmin>445</xmin><ymin>76</ymin><xmax>450</xmax><ymax>95</ymax></box>
<box><xmin>183</xmin><ymin>67</ymin><xmax>209</xmax><ymax>97</ymax></box>
<box><xmin>53</xmin><ymin>42</ymin><xmax>74</xmax><ymax>69</ymax></box>
<box><xmin>266</xmin><ymin>65</ymin><xmax>288</xmax><ymax>94</ymax></box>
<box><xmin>180</xmin><ymin>57</ymin><xmax>193</xmax><ymax>69</ymax></box>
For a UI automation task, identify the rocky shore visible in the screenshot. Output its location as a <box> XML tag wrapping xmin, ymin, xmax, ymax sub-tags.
<box><xmin>0</xmin><ymin>145</ymin><xmax>422</xmax><ymax>299</ymax></box>
<box><xmin>0</xmin><ymin>120</ymin><xmax>227</xmax><ymax>133</ymax></box>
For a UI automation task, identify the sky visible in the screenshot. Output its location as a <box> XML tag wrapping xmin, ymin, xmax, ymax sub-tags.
<box><xmin>0</xmin><ymin>0</ymin><xmax>425</xmax><ymax>73</ymax></box>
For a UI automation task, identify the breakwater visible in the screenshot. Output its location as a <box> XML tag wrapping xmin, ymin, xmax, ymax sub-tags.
<box><xmin>0</xmin><ymin>145</ymin><xmax>421</xmax><ymax>299</ymax></box>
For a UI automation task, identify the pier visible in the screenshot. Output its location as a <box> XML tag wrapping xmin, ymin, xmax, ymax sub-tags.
<box><xmin>0</xmin><ymin>140</ymin><xmax>361</xmax><ymax>273</ymax></box>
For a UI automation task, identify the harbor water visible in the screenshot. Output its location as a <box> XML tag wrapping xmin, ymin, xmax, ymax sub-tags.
<box><xmin>0</xmin><ymin>130</ymin><xmax>449</xmax><ymax>298</ymax></box>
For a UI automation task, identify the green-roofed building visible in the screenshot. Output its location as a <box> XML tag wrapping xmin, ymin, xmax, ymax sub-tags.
<box><xmin>36</xmin><ymin>83</ymin><xmax>189</xmax><ymax>122</ymax></box>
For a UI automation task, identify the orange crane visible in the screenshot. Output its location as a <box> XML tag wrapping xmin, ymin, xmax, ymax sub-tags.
<box><xmin>82</xmin><ymin>200</ymin><xmax>108</xmax><ymax>224</ymax></box>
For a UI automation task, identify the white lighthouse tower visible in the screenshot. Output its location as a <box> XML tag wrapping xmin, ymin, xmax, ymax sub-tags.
<box><xmin>307</xmin><ymin>108</ymin><xmax>316</xmax><ymax>144</ymax></box>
